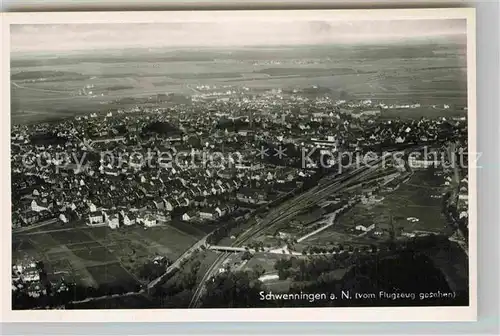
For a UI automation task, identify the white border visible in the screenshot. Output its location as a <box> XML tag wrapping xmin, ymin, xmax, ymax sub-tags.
<box><xmin>0</xmin><ymin>8</ymin><xmax>477</xmax><ymax>323</ymax></box>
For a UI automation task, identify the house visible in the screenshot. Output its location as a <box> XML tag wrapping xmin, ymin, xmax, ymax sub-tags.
<box><xmin>278</xmin><ymin>231</ymin><xmax>292</xmax><ymax>239</ymax></box>
<box><xmin>12</xmin><ymin>214</ymin><xmax>23</xmax><ymax>229</ymax></box>
<box><xmin>164</xmin><ymin>199</ymin><xmax>174</xmax><ymax>212</ymax></box>
<box><xmin>216</xmin><ymin>204</ymin><xmax>237</xmax><ymax>217</ymax></box>
<box><xmin>408</xmin><ymin>156</ymin><xmax>440</xmax><ymax>169</ymax></box>
<box><xmin>38</xmin><ymin>209</ymin><xmax>55</xmax><ymax>222</ymax></box>
<box><xmin>119</xmin><ymin>212</ymin><xmax>136</xmax><ymax>226</ymax></box>
<box><xmin>194</xmin><ymin>196</ymin><xmax>208</xmax><ymax>207</ymax></box>
<box><xmin>236</xmin><ymin>188</ymin><xmax>268</xmax><ymax>204</ymax></box>
<box><xmin>59</xmin><ymin>213</ymin><xmax>69</xmax><ymax>224</ymax></box>
<box><xmin>87</xmin><ymin>211</ymin><xmax>106</xmax><ymax>227</ymax></box>
<box><xmin>235</xmin><ymin>162</ymin><xmax>262</xmax><ymax>171</ymax></box>
<box><xmin>31</xmin><ymin>199</ymin><xmax>49</xmax><ymax>213</ymax></box>
<box><xmin>143</xmin><ymin>214</ymin><xmax>158</xmax><ymax>227</ymax></box>
<box><xmin>355</xmin><ymin>224</ymin><xmax>375</xmax><ymax>232</ymax></box>
<box><xmin>104</xmin><ymin>168</ymin><xmax>121</xmax><ymax>177</ymax></box>
<box><xmin>21</xmin><ymin>211</ymin><xmax>40</xmax><ymax>225</ymax></box>
<box><xmin>401</xmin><ymin>231</ymin><xmax>416</xmax><ymax>238</ymax></box>
<box><xmin>182</xmin><ymin>210</ymin><xmax>198</xmax><ymax>222</ymax></box>
<box><xmin>156</xmin><ymin>211</ymin><xmax>171</xmax><ymax>223</ymax></box>
<box><xmin>21</xmin><ymin>267</ymin><xmax>40</xmax><ymax>282</ymax></box>
<box><xmin>108</xmin><ymin>214</ymin><xmax>120</xmax><ymax>229</ymax></box>
<box><xmin>153</xmin><ymin>198</ymin><xmax>165</xmax><ymax>210</ymax></box>
<box><xmin>199</xmin><ymin>208</ymin><xmax>218</xmax><ymax>221</ymax></box>
<box><xmin>88</xmin><ymin>202</ymin><xmax>97</xmax><ymax>213</ymax></box>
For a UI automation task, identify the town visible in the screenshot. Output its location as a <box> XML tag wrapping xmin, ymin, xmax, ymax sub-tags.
<box><xmin>11</xmin><ymin>85</ymin><xmax>469</xmax><ymax>308</ymax></box>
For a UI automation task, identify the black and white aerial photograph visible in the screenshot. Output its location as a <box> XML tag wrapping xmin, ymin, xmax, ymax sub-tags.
<box><xmin>6</xmin><ymin>9</ymin><xmax>475</xmax><ymax>316</ymax></box>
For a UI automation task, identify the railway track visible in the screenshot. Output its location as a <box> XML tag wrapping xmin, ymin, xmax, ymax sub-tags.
<box><xmin>188</xmin><ymin>155</ymin><xmax>393</xmax><ymax>308</ymax></box>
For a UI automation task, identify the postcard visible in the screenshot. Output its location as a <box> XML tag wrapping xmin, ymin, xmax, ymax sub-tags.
<box><xmin>1</xmin><ymin>8</ymin><xmax>477</xmax><ymax>322</ymax></box>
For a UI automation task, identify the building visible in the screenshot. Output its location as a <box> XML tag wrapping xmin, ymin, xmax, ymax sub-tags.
<box><xmin>408</xmin><ymin>153</ymin><xmax>441</xmax><ymax>169</ymax></box>
<box><xmin>153</xmin><ymin>198</ymin><xmax>165</xmax><ymax>210</ymax></box>
<box><xmin>87</xmin><ymin>211</ymin><xmax>107</xmax><ymax>227</ymax></box>
<box><xmin>21</xmin><ymin>267</ymin><xmax>40</xmax><ymax>282</ymax></box>
<box><xmin>459</xmin><ymin>184</ymin><xmax>468</xmax><ymax>201</ymax></box>
<box><xmin>31</xmin><ymin>200</ymin><xmax>49</xmax><ymax>213</ymax></box>
<box><xmin>21</xmin><ymin>211</ymin><xmax>40</xmax><ymax>225</ymax></box>
<box><xmin>182</xmin><ymin>211</ymin><xmax>198</xmax><ymax>222</ymax></box>
<box><xmin>311</xmin><ymin>136</ymin><xmax>338</xmax><ymax>151</ymax></box>
<box><xmin>235</xmin><ymin>163</ymin><xmax>263</xmax><ymax>171</ymax></box>
<box><xmin>59</xmin><ymin>213</ymin><xmax>69</xmax><ymax>224</ymax></box>
<box><xmin>164</xmin><ymin>200</ymin><xmax>174</xmax><ymax>212</ymax></box>
<box><xmin>119</xmin><ymin>212</ymin><xmax>136</xmax><ymax>226</ymax></box>
<box><xmin>108</xmin><ymin>214</ymin><xmax>120</xmax><ymax>229</ymax></box>
<box><xmin>351</xmin><ymin>110</ymin><xmax>381</xmax><ymax>119</ymax></box>
<box><xmin>199</xmin><ymin>208</ymin><xmax>218</xmax><ymax>221</ymax></box>
<box><xmin>88</xmin><ymin>202</ymin><xmax>97</xmax><ymax>213</ymax></box>
<box><xmin>156</xmin><ymin>212</ymin><xmax>171</xmax><ymax>223</ymax></box>
<box><xmin>236</xmin><ymin>188</ymin><xmax>268</xmax><ymax>204</ymax></box>
<box><xmin>142</xmin><ymin>214</ymin><xmax>158</xmax><ymax>227</ymax></box>
<box><xmin>355</xmin><ymin>224</ymin><xmax>375</xmax><ymax>232</ymax></box>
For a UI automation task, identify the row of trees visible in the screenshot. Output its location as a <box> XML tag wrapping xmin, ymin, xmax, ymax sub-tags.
<box><xmin>138</xmin><ymin>258</ymin><xmax>171</xmax><ymax>282</ymax></box>
<box><xmin>201</xmin><ymin>270</ymin><xmax>267</xmax><ymax>308</ymax></box>
<box><xmin>301</xmin><ymin>244</ymin><xmax>379</xmax><ymax>256</ymax></box>
<box><xmin>198</xmin><ymin>233</ymin><xmax>468</xmax><ymax>308</ymax></box>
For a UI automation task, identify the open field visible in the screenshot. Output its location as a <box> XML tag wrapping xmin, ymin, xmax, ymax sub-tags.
<box><xmin>86</xmin><ymin>263</ymin><xmax>139</xmax><ymax>290</ymax></box>
<box><xmin>12</xmin><ymin>223</ymin><xmax>203</xmax><ymax>289</ymax></box>
<box><xmin>243</xmin><ymin>252</ymin><xmax>297</xmax><ymax>275</ymax></box>
<box><xmin>168</xmin><ymin>219</ymin><xmax>212</xmax><ymax>237</ymax></box>
<box><xmin>307</xmin><ymin>168</ymin><xmax>447</xmax><ymax>247</ymax></box>
<box><xmin>11</xmin><ymin>43</ymin><xmax>467</xmax><ymax>124</ymax></box>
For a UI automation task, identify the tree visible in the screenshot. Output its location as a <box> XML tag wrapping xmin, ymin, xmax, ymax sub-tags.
<box><xmin>242</xmin><ymin>251</ymin><xmax>252</xmax><ymax>261</ymax></box>
<box><xmin>252</xmin><ymin>264</ymin><xmax>265</xmax><ymax>279</ymax></box>
<box><xmin>201</xmin><ymin>271</ymin><xmax>265</xmax><ymax>308</ymax></box>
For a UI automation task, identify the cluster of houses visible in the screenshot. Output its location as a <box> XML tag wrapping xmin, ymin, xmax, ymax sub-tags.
<box><xmin>457</xmin><ymin>176</ymin><xmax>469</xmax><ymax>223</ymax></box>
<box><xmin>87</xmin><ymin>209</ymin><xmax>164</xmax><ymax>229</ymax></box>
<box><xmin>12</xmin><ymin>259</ymin><xmax>70</xmax><ymax>299</ymax></box>
<box><xmin>12</xmin><ymin>186</ymin><xmax>61</xmax><ymax>229</ymax></box>
<box><xmin>11</xmin><ymin>91</ymin><xmax>466</xmax><ymax>234</ymax></box>
<box><xmin>12</xmin><ymin>261</ymin><xmax>44</xmax><ymax>298</ymax></box>
<box><xmin>86</xmin><ymin>196</ymin><xmax>240</xmax><ymax>230</ymax></box>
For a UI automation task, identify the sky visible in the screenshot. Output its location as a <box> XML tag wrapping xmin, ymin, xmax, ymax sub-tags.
<box><xmin>11</xmin><ymin>19</ymin><xmax>466</xmax><ymax>53</ymax></box>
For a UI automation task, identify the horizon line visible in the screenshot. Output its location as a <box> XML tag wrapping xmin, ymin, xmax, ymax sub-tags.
<box><xmin>10</xmin><ymin>33</ymin><xmax>466</xmax><ymax>58</ymax></box>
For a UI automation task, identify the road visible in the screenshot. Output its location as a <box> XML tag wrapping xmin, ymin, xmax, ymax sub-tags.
<box><xmin>188</xmin><ymin>153</ymin><xmax>394</xmax><ymax>308</ymax></box>
<box><xmin>12</xmin><ymin>80</ymin><xmax>187</xmax><ymax>102</ymax></box>
<box><xmin>67</xmin><ymin>290</ymin><xmax>142</xmax><ymax>306</ymax></box>
<box><xmin>12</xmin><ymin>218</ymin><xmax>59</xmax><ymax>234</ymax></box>
<box><xmin>12</xmin><ymin>81</ymin><xmax>72</xmax><ymax>94</ymax></box>
<box><xmin>296</xmin><ymin>209</ymin><xmax>342</xmax><ymax>243</ymax></box>
<box><xmin>14</xmin><ymin>224</ymin><xmax>95</xmax><ymax>236</ymax></box>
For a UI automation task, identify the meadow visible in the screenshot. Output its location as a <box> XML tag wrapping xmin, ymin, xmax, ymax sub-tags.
<box><xmin>12</xmin><ymin>222</ymin><xmax>205</xmax><ymax>289</ymax></box>
<box><xmin>307</xmin><ymin>168</ymin><xmax>448</xmax><ymax>248</ymax></box>
<box><xmin>10</xmin><ymin>42</ymin><xmax>468</xmax><ymax>124</ymax></box>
